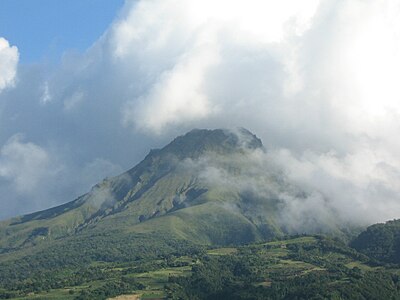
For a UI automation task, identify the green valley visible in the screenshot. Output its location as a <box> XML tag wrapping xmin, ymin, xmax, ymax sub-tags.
<box><xmin>2</xmin><ymin>235</ymin><xmax>400</xmax><ymax>299</ymax></box>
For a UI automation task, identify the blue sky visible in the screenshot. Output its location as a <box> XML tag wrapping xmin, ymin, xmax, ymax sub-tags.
<box><xmin>0</xmin><ymin>0</ymin><xmax>125</xmax><ymax>64</ymax></box>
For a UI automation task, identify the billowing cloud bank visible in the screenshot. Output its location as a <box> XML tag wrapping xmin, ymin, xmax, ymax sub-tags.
<box><xmin>0</xmin><ymin>37</ymin><xmax>18</xmax><ymax>93</ymax></box>
<box><xmin>1</xmin><ymin>0</ymin><xmax>400</xmax><ymax>225</ymax></box>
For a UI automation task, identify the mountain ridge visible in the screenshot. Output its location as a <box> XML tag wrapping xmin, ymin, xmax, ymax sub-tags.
<box><xmin>0</xmin><ymin>128</ymin><xmax>267</xmax><ymax>249</ymax></box>
<box><xmin>6</xmin><ymin>128</ymin><xmax>259</xmax><ymax>221</ymax></box>
<box><xmin>1</xmin><ymin>128</ymin><xmax>400</xmax><ymax>300</ymax></box>
<box><xmin>0</xmin><ymin>127</ymin><xmax>349</xmax><ymax>253</ymax></box>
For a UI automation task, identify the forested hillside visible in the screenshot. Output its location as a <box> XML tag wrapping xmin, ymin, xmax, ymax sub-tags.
<box><xmin>1</xmin><ymin>235</ymin><xmax>400</xmax><ymax>299</ymax></box>
<box><xmin>351</xmin><ymin>219</ymin><xmax>400</xmax><ymax>264</ymax></box>
<box><xmin>1</xmin><ymin>130</ymin><xmax>400</xmax><ymax>299</ymax></box>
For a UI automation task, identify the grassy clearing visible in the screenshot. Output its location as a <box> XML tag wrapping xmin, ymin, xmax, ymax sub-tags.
<box><xmin>264</xmin><ymin>236</ymin><xmax>317</xmax><ymax>246</ymax></box>
<box><xmin>259</xmin><ymin>247</ymin><xmax>288</xmax><ymax>258</ymax></box>
<box><xmin>268</xmin><ymin>259</ymin><xmax>316</xmax><ymax>271</ymax></box>
<box><xmin>255</xmin><ymin>280</ymin><xmax>272</xmax><ymax>287</ymax></box>
<box><xmin>174</xmin><ymin>255</ymin><xmax>195</xmax><ymax>264</ymax></box>
<box><xmin>131</xmin><ymin>265</ymin><xmax>191</xmax><ymax>297</ymax></box>
<box><xmin>135</xmin><ymin>265</ymin><xmax>191</xmax><ymax>279</ymax></box>
<box><xmin>207</xmin><ymin>247</ymin><xmax>237</xmax><ymax>256</ymax></box>
<box><xmin>141</xmin><ymin>290</ymin><xmax>164</xmax><ymax>299</ymax></box>
<box><xmin>345</xmin><ymin>261</ymin><xmax>375</xmax><ymax>271</ymax></box>
<box><xmin>13</xmin><ymin>289</ymin><xmax>75</xmax><ymax>300</ymax></box>
<box><xmin>13</xmin><ymin>282</ymin><xmax>109</xmax><ymax>300</ymax></box>
<box><xmin>108</xmin><ymin>295</ymin><xmax>140</xmax><ymax>300</ymax></box>
<box><xmin>301</xmin><ymin>267</ymin><xmax>326</xmax><ymax>274</ymax></box>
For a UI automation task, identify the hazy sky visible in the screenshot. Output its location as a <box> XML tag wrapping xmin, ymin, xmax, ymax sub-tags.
<box><xmin>1</xmin><ymin>0</ymin><xmax>400</xmax><ymax>222</ymax></box>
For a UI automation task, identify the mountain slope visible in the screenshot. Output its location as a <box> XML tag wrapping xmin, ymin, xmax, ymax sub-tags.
<box><xmin>0</xmin><ymin>129</ymin><xmax>266</xmax><ymax>249</ymax></box>
<box><xmin>351</xmin><ymin>219</ymin><xmax>400</xmax><ymax>264</ymax></box>
<box><xmin>2</xmin><ymin>128</ymin><xmax>396</xmax><ymax>300</ymax></box>
<box><xmin>0</xmin><ymin>128</ymin><xmax>347</xmax><ymax>254</ymax></box>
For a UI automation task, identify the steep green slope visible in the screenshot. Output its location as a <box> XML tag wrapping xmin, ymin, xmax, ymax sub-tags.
<box><xmin>351</xmin><ymin>219</ymin><xmax>400</xmax><ymax>264</ymax></box>
<box><xmin>0</xmin><ymin>127</ymin><xmax>355</xmax><ymax>287</ymax></box>
<box><xmin>0</xmin><ymin>128</ymin><xmax>356</xmax><ymax>259</ymax></box>
<box><xmin>0</xmin><ymin>128</ymin><xmax>399</xmax><ymax>299</ymax></box>
<box><xmin>0</xmin><ymin>128</ymin><xmax>277</xmax><ymax>251</ymax></box>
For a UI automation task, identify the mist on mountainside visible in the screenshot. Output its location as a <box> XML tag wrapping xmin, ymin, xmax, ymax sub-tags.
<box><xmin>2</xmin><ymin>1</ymin><xmax>400</xmax><ymax>226</ymax></box>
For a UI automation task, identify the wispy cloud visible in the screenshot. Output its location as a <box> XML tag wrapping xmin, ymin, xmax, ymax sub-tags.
<box><xmin>0</xmin><ymin>134</ymin><xmax>54</xmax><ymax>193</ymax></box>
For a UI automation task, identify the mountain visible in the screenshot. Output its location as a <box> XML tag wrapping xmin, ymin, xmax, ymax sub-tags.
<box><xmin>0</xmin><ymin>128</ymin><xmax>261</xmax><ymax>249</ymax></box>
<box><xmin>1</xmin><ymin>128</ymin><xmax>400</xmax><ymax>299</ymax></box>
<box><xmin>0</xmin><ymin>128</ymin><xmax>349</xmax><ymax>253</ymax></box>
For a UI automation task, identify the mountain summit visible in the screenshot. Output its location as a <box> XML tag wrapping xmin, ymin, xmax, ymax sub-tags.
<box><xmin>157</xmin><ymin>128</ymin><xmax>263</xmax><ymax>159</ymax></box>
<box><xmin>1</xmin><ymin>129</ymin><xmax>399</xmax><ymax>299</ymax></box>
<box><xmin>0</xmin><ymin>128</ymin><xmax>339</xmax><ymax>253</ymax></box>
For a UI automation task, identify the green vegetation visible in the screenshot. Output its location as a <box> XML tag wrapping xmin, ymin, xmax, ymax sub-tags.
<box><xmin>0</xmin><ymin>129</ymin><xmax>275</xmax><ymax>253</ymax></box>
<box><xmin>1</xmin><ymin>234</ymin><xmax>400</xmax><ymax>299</ymax></box>
<box><xmin>0</xmin><ymin>129</ymin><xmax>349</xmax><ymax>255</ymax></box>
<box><xmin>2</xmin><ymin>129</ymin><xmax>400</xmax><ymax>299</ymax></box>
<box><xmin>351</xmin><ymin>219</ymin><xmax>400</xmax><ymax>264</ymax></box>
<box><xmin>168</xmin><ymin>235</ymin><xmax>400</xmax><ymax>299</ymax></box>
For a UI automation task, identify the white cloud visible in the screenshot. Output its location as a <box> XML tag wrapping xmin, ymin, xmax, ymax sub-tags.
<box><xmin>181</xmin><ymin>142</ymin><xmax>400</xmax><ymax>233</ymax></box>
<box><xmin>0</xmin><ymin>134</ymin><xmax>55</xmax><ymax>193</ymax></box>
<box><xmin>0</xmin><ymin>37</ymin><xmax>19</xmax><ymax>93</ymax></box>
<box><xmin>0</xmin><ymin>134</ymin><xmax>125</xmax><ymax>219</ymax></box>
<box><xmin>64</xmin><ymin>90</ymin><xmax>85</xmax><ymax>111</ymax></box>
<box><xmin>2</xmin><ymin>0</ymin><xmax>400</xmax><ymax>227</ymax></box>
<box><xmin>269</xmin><ymin>146</ymin><xmax>400</xmax><ymax>225</ymax></box>
<box><xmin>123</xmin><ymin>41</ymin><xmax>219</xmax><ymax>133</ymax></box>
<box><xmin>112</xmin><ymin>0</ymin><xmax>321</xmax><ymax>133</ymax></box>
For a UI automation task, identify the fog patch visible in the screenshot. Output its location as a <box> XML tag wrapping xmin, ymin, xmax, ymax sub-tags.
<box><xmin>181</xmin><ymin>143</ymin><xmax>400</xmax><ymax>234</ymax></box>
